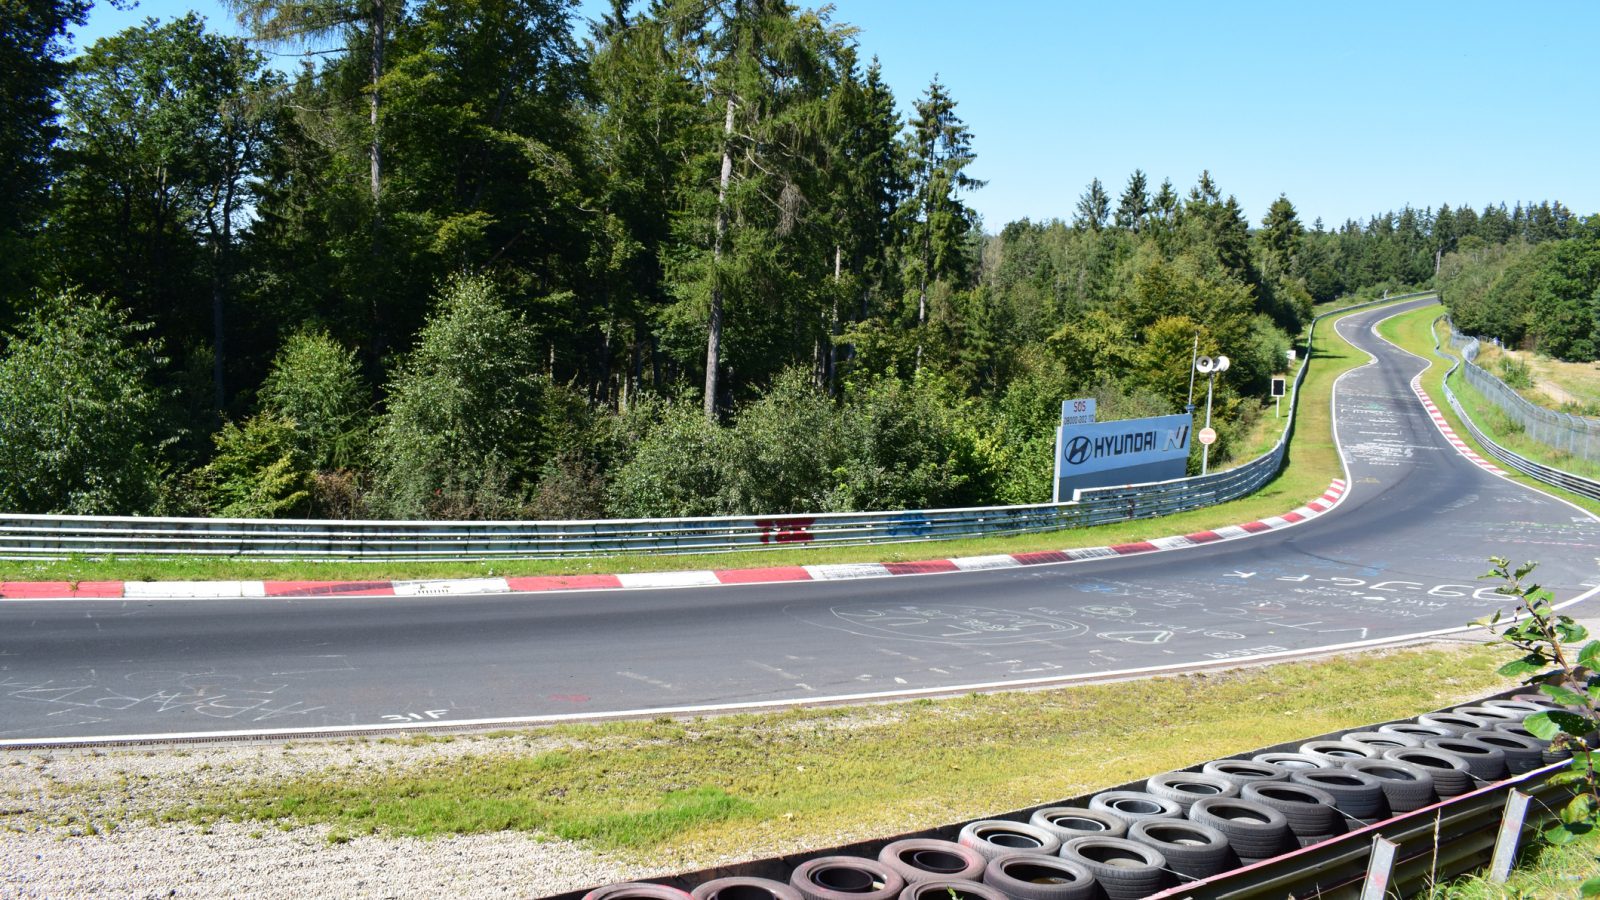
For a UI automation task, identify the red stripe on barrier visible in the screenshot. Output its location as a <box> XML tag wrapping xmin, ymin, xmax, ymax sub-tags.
<box><xmin>0</xmin><ymin>581</ymin><xmax>123</xmax><ymax>598</ymax></box>
<box><xmin>1110</xmin><ymin>541</ymin><xmax>1158</xmax><ymax>555</ymax></box>
<box><xmin>883</xmin><ymin>560</ymin><xmax>959</xmax><ymax>575</ymax></box>
<box><xmin>1012</xmin><ymin>550</ymin><xmax>1072</xmax><ymax>565</ymax></box>
<box><xmin>1239</xmin><ymin>521</ymin><xmax>1272</xmax><ymax>533</ymax></box>
<box><xmin>263</xmin><ymin>581</ymin><xmax>397</xmax><ymax>597</ymax></box>
<box><xmin>1281</xmin><ymin>512</ymin><xmax>1305</xmax><ymax>523</ymax></box>
<box><xmin>714</xmin><ymin>566</ymin><xmax>813</xmax><ymax>584</ymax></box>
<box><xmin>505</xmin><ymin>574</ymin><xmax>625</xmax><ymax>592</ymax></box>
<box><xmin>1185</xmin><ymin>531</ymin><xmax>1224</xmax><ymax>543</ymax></box>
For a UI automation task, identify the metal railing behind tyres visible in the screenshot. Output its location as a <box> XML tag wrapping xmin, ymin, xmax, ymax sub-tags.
<box><xmin>0</xmin><ymin>294</ymin><xmax>1429</xmax><ymax>561</ymax></box>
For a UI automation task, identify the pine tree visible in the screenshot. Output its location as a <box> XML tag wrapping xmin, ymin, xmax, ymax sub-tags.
<box><xmin>1114</xmin><ymin>169</ymin><xmax>1150</xmax><ymax>232</ymax></box>
<box><xmin>902</xmin><ymin>76</ymin><xmax>983</xmax><ymax>369</ymax></box>
<box><xmin>1073</xmin><ymin>177</ymin><xmax>1110</xmax><ymax>232</ymax></box>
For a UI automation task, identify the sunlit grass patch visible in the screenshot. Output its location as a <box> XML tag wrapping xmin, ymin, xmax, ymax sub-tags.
<box><xmin>144</xmin><ymin>644</ymin><xmax>1511</xmax><ymax>858</ymax></box>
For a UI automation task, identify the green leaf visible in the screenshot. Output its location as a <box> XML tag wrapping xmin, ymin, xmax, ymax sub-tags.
<box><xmin>1581</xmin><ymin>641</ymin><xmax>1600</xmax><ymax>669</ymax></box>
<box><xmin>1542</xmin><ymin>684</ymin><xmax>1587</xmax><ymax>706</ymax></box>
<box><xmin>1514</xmin><ymin>561</ymin><xmax>1537</xmax><ymax>580</ymax></box>
<box><xmin>1544</xmin><ymin>822</ymin><xmax>1581</xmax><ymax>845</ymax></box>
<box><xmin>1558</xmin><ymin>622</ymin><xmax>1590</xmax><ymax>644</ymax></box>
<box><xmin>1548</xmin><ymin>710</ymin><xmax>1597</xmax><ymax>739</ymax></box>
<box><xmin>1580</xmin><ymin>876</ymin><xmax>1600</xmax><ymax>897</ymax></box>
<box><xmin>1524</xmin><ymin>712</ymin><xmax>1561</xmax><ymax>740</ymax></box>
<box><xmin>1498</xmin><ymin>654</ymin><xmax>1546</xmax><ymax>677</ymax></box>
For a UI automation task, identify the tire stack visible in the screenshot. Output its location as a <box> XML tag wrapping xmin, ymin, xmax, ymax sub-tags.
<box><xmin>579</xmin><ymin>696</ymin><xmax>1573</xmax><ymax>900</ymax></box>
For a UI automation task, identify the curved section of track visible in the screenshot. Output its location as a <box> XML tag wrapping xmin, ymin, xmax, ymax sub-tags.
<box><xmin>3</xmin><ymin>298</ymin><xmax>1597</xmax><ymax>745</ymax></box>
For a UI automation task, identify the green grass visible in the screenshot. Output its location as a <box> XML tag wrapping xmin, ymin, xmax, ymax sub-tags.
<box><xmin>1375</xmin><ymin>306</ymin><xmax>1600</xmax><ymax>518</ymax></box>
<box><xmin>1422</xmin><ymin>830</ymin><xmax>1600</xmax><ymax>898</ymax></box>
<box><xmin>133</xmin><ymin>644</ymin><xmax>1515</xmax><ymax>857</ymax></box>
<box><xmin>0</xmin><ymin>298</ymin><xmax>1418</xmax><ymax>584</ymax></box>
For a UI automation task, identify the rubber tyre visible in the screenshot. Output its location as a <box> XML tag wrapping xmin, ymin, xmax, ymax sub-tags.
<box><xmin>1341</xmin><ymin>730</ymin><xmax>1423</xmax><ymax>752</ymax></box>
<box><xmin>1127</xmin><ymin>818</ymin><xmax>1238</xmax><ymax>880</ymax></box>
<box><xmin>588</xmin><ymin>885</ymin><xmax>693</xmax><ymax>900</ymax></box>
<box><xmin>1250</xmin><ymin>751</ymin><xmax>1331</xmax><ymax>771</ymax></box>
<box><xmin>790</xmin><ymin>857</ymin><xmax>905</xmax><ymax>900</ymax></box>
<box><xmin>1028</xmin><ymin>807</ymin><xmax>1129</xmax><ymax>842</ymax></box>
<box><xmin>1298</xmin><ymin>739</ymin><xmax>1378</xmax><ymax>764</ymax></box>
<box><xmin>980</xmin><ymin>854</ymin><xmax>1098</xmax><ymax>900</ymax></box>
<box><xmin>1145</xmin><ymin>771</ymin><xmax>1238</xmax><ymax>812</ymax></box>
<box><xmin>1188</xmin><ymin>797</ymin><xmax>1295</xmax><ymax>861</ymax></box>
<box><xmin>1202</xmin><ymin>759</ymin><xmax>1290</xmax><ymax>787</ymax></box>
<box><xmin>1422</xmin><ymin>737</ymin><xmax>1509</xmax><ymax>782</ymax></box>
<box><xmin>1380</xmin><ymin>748</ymin><xmax>1475</xmax><ymax>797</ymax></box>
<box><xmin>1288</xmin><ymin>768</ymin><xmax>1387</xmax><ymax>821</ymax></box>
<box><xmin>1377</xmin><ymin>723</ymin><xmax>1456</xmax><ymax>742</ymax></box>
<box><xmin>1490</xmin><ymin>722</ymin><xmax>1553</xmax><ymax>747</ymax></box>
<box><xmin>878</xmin><ymin>839</ymin><xmax>986</xmax><ymax>884</ymax></box>
<box><xmin>1453</xmin><ymin>705</ymin><xmax>1525</xmax><ymax>724</ymax></box>
<box><xmin>1482</xmin><ymin>699</ymin><xmax>1552</xmax><ymax>716</ymax></box>
<box><xmin>956</xmin><ymin>820</ymin><xmax>1062</xmax><ymax>861</ymax></box>
<box><xmin>1240</xmin><ymin>781</ymin><xmax>1344</xmax><ymax>841</ymax></box>
<box><xmin>1417</xmin><ymin>712</ymin><xmax>1496</xmax><ymax>735</ymax></box>
<box><xmin>1466</xmin><ymin>730</ymin><xmax>1548</xmax><ymax>775</ymax></box>
<box><xmin>1058</xmin><ymin>837</ymin><xmax>1169</xmax><ymax>900</ymax></box>
<box><xmin>1341</xmin><ymin>758</ymin><xmax>1437</xmax><ymax>813</ymax></box>
<box><xmin>693</xmin><ymin>878</ymin><xmax>803</xmax><ymax>900</ymax></box>
<box><xmin>898</xmin><ymin>879</ymin><xmax>1008</xmax><ymax>900</ymax></box>
<box><xmin>1086</xmin><ymin>791</ymin><xmax>1184</xmax><ymax>824</ymax></box>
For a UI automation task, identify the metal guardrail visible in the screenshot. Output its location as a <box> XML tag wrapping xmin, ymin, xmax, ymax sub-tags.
<box><xmin>0</xmin><ymin>295</ymin><xmax>1418</xmax><ymax>561</ymax></box>
<box><xmin>1434</xmin><ymin>318</ymin><xmax>1600</xmax><ymax>502</ymax></box>
<box><xmin>1445</xmin><ymin>321</ymin><xmax>1600</xmax><ymax>463</ymax></box>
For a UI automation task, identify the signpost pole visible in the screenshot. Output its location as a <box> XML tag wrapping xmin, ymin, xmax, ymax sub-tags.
<box><xmin>1202</xmin><ymin>374</ymin><xmax>1214</xmax><ymax>475</ymax></box>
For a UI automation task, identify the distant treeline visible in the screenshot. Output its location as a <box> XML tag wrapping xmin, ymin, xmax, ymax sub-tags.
<box><xmin>0</xmin><ymin>0</ymin><xmax>1586</xmax><ymax>519</ymax></box>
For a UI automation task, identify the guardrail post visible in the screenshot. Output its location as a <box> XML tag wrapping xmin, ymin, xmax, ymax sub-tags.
<box><xmin>1488</xmin><ymin>789</ymin><xmax>1533</xmax><ymax>883</ymax></box>
<box><xmin>1361</xmin><ymin>835</ymin><xmax>1399</xmax><ymax>900</ymax></box>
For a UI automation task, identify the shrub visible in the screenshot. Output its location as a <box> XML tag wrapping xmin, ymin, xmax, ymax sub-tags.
<box><xmin>0</xmin><ymin>290</ymin><xmax>164</xmax><ymax>514</ymax></box>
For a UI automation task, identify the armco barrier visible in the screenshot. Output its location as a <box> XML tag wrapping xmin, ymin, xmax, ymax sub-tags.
<box><xmin>540</xmin><ymin>687</ymin><xmax>1571</xmax><ymax>900</ymax></box>
<box><xmin>1445</xmin><ymin>321</ymin><xmax>1600</xmax><ymax>463</ymax></box>
<box><xmin>1435</xmin><ymin>318</ymin><xmax>1600</xmax><ymax>502</ymax></box>
<box><xmin>0</xmin><ymin>294</ymin><xmax>1425</xmax><ymax>561</ymax></box>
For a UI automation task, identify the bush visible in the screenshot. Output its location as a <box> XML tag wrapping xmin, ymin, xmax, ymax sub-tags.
<box><xmin>830</xmin><ymin>373</ymin><xmax>986</xmax><ymax>512</ymax></box>
<box><xmin>186</xmin><ymin>415</ymin><xmax>313</xmax><ymax>518</ymax></box>
<box><xmin>259</xmin><ymin>328</ymin><xmax>372</xmax><ymax>469</ymax></box>
<box><xmin>369</xmin><ymin>274</ymin><xmax>554</xmax><ymax>519</ymax></box>
<box><xmin>0</xmin><ymin>290</ymin><xmax>165</xmax><ymax>514</ymax></box>
<box><xmin>606</xmin><ymin>400</ymin><xmax>728</xmax><ymax>518</ymax></box>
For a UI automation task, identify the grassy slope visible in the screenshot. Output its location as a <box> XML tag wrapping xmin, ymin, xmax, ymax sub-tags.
<box><xmin>132</xmin><ymin>645</ymin><xmax>1515</xmax><ymax>856</ymax></box>
<box><xmin>1</xmin><ymin>300</ymin><xmax>1406</xmax><ymax>584</ymax></box>
<box><xmin>1475</xmin><ymin>340</ymin><xmax>1600</xmax><ymax>411</ymax></box>
<box><xmin>1376</xmin><ymin>306</ymin><xmax>1600</xmax><ymax>518</ymax></box>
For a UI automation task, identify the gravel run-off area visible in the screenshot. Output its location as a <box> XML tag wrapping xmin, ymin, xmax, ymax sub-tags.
<box><xmin>2</xmin><ymin>735</ymin><xmax>671</xmax><ymax>900</ymax></box>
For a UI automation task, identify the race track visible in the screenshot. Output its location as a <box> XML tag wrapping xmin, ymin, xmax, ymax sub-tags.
<box><xmin>3</xmin><ymin>297</ymin><xmax>1597</xmax><ymax>743</ymax></box>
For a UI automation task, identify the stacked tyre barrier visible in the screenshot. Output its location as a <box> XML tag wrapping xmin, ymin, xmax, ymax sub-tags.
<box><xmin>558</xmin><ymin>688</ymin><xmax>1583</xmax><ymax>900</ymax></box>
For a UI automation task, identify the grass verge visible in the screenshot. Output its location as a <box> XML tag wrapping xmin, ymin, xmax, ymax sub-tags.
<box><xmin>1376</xmin><ymin>307</ymin><xmax>1600</xmax><ymax>518</ymax></box>
<box><xmin>1</xmin><ymin>298</ymin><xmax>1413</xmax><ymax>584</ymax></box>
<box><xmin>1422</xmin><ymin>830</ymin><xmax>1600</xmax><ymax>898</ymax></box>
<box><xmin>128</xmin><ymin>643</ymin><xmax>1513</xmax><ymax>856</ymax></box>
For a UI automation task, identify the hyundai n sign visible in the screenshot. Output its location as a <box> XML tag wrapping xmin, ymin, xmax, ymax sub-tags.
<box><xmin>1053</xmin><ymin>413</ymin><xmax>1194</xmax><ymax>501</ymax></box>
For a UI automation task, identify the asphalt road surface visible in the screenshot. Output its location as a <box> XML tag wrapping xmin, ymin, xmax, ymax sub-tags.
<box><xmin>3</xmin><ymin>297</ymin><xmax>1597</xmax><ymax>743</ymax></box>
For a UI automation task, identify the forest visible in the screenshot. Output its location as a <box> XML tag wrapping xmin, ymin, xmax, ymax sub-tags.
<box><xmin>1</xmin><ymin>0</ymin><xmax>1588</xmax><ymax>520</ymax></box>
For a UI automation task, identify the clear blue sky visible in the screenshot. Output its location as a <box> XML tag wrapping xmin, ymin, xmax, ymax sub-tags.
<box><xmin>71</xmin><ymin>0</ymin><xmax>1599</xmax><ymax>232</ymax></box>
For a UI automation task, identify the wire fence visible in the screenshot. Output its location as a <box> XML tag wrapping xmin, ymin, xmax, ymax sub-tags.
<box><xmin>1435</xmin><ymin>318</ymin><xmax>1600</xmax><ymax>501</ymax></box>
<box><xmin>0</xmin><ymin>295</ymin><xmax>1422</xmax><ymax>561</ymax></box>
<box><xmin>1445</xmin><ymin>322</ymin><xmax>1600</xmax><ymax>463</ymax></box>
